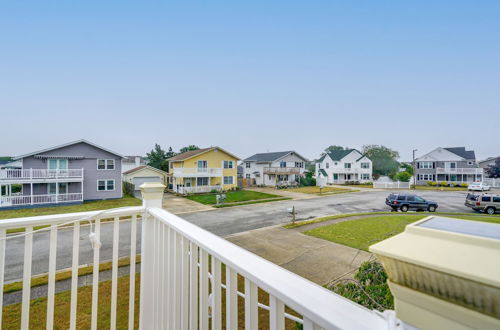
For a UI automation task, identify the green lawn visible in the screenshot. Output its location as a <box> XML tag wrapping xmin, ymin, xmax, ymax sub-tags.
<box><xmin>305</xmin><ymin>214</ymin><xmax>500</xmax><ymax>251</ymax></box>
<box><xmin>186</xmin><ymin>190</ymin><xmax>281</xmax><ymax>205</ymax></box>
<box><xmin>284</xmin><ymin>186</ymin><xmax>353</xmax><ymax>195</ymax></box>
<box><xmin>414</xmin><ymin>185</ymin><xmax>467</xmax><ymax>191</ymax></box>
<box><xmin>0</xmin><ymin>195</ymin><xmax>142</xmax><ymax>221</ymax></box>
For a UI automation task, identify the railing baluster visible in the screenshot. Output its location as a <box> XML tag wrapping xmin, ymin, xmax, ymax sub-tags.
<box><xmin>174</xmin><ymin>231</ymin><xmax>182</xmax><ymax>329</ymax></box>
<box><xmin>169</xmin><ymin>227</ymin><xmax>176</xmax><ymax>329</ymax></box>
<box><xmin>303</xmin><ymin>317</ymin><xmax>320</xmax><ymax>330</ymax></box>
<box><xmin>181</xmin><ymin>236</ymin><xmax>189</xmax><ymax>330</ymax></box>
<box><xmin>128</xmin><ymin>215</ymin><xmax>137</xmax><ymax>329</ymax></box>
<box><xmin>70</xmin><ymin>222</ymin><xmax>80</xmax><ymax>330</ymax></box>
<box><xmin>212</xmin><ymin>258</ymin><xmax>222</xmax><ymax>330</ymax></box>
<box><xmin>189</xmin><ymin>243</ymin><xmax>199</xmax><ymax>330</ymax></box>
<box><xmin>110</xmin><ymin>217</ymin><xmax>120</xmax><ymax>330</ymax></box>
<box><xmin>21</xmin><ymin>226</ymin><xmax>33</xmax><ymax>330</ymax></box>
<box><xmin>90</xmin><ymin>219</ymin><xmax>101</xmax><ymax>330</ymax></box>
<box><xmin>162</xmin><ymin>225</ymin><xmax>169</xmax><ymax>329</ymax></box>
<box><xmin>46</xmin><ymin>225</ymin><xmax>58</xmax><ymax>330</ymax></box>
<box><xmin>245</xmin><ymin>278</ymin><xmax>258</xmax><ymax>330</ymax></box>
<box><xmin>153</xmin><ymin>217</ymin><xmax>160</xmax><ymax>329</ymax></box>
<box><xmin>0</xmin><ymin>229</ymin><xmax>6</xmax><ymax>328</ymax></box>
<box><xmin>199</xmin><ymin>249</ymin><xmax>209</xmax><ymax>330</ymax></box>
<box><xmin>269</xmin><ymin>295</ymin><xmax>285</xmax><ymax>330</ymax></box>
<box><xmin>226</xmin><ymin>267</ymin><xmax>238</xmax><ymax>330</ymax></box>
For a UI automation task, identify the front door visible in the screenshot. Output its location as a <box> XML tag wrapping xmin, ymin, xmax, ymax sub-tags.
<box><xmin>185</xmin><ymin>178</ymin><xmax>192</xmax><ymax>187</ymax></box>
<box><xmin>333</xmin><ymin>174</ymin><xmax>338</xmax><ymax>181</ymax></box>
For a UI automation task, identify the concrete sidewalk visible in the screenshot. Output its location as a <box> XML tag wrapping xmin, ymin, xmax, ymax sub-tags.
<box><xmin>225</xmin><ymin>225</ymin><xmax>372</xmax><ymax>286</ymax></box>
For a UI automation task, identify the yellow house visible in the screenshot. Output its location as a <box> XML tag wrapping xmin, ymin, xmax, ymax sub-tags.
<box><xmin>168</xmin><ymin>147</ymin><xmax>239</xmax><ymax>194</ymax></box>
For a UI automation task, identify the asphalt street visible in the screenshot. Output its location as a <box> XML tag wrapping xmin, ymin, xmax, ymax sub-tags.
<box><xmin>4</xmin><ymin>189</ymin><xmax>477</xmax><ymax>282</ymax></box>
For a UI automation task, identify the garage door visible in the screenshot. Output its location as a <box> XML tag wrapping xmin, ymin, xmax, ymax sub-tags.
<box><xmin>133</xmin><ymin>176</ymin><xmax>161</xmax><ymax>190</ymax></box>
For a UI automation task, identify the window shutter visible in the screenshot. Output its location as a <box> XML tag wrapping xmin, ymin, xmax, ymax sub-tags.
<box><xmin>433</xmin><ymin>162</ymin><xmax>435</xmax><ymax>169</ymax></box>
<box><xmin>417</xmin><ymin>162</ymin><xmax>420</xmax><ymax>169</ymax></box>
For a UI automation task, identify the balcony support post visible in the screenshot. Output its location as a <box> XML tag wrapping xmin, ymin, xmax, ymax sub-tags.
<box><xmin>139</xmin><ymin>182</ymin><xmax>166</xmax><ymax>330</ymax></box>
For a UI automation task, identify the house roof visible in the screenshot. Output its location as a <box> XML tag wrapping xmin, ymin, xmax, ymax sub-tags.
<box><xmin>167</xmin><ymin>147</ymin><xmax>240</xmax><ymax>162</ymax></box>
<box><xmin>123</xmin><ymin>165</ymin><xmax>168</xmax><ymax>176</ymax></box>
<box><xmin>444</xmin><ymin>147</ymin><xmax>476</xmax><ymax>160</ymax></box>
<box><xmin>13</xmin><ymin>140</ymin><xmax>124</xmax><ymax>160</ymax></box>
<box><xmin>243</xmin><ymin>151</ymin><xmax>308</xmax><ymax>162</ymax></box>
<box><xmin>319</xmin><ymin>149</ymin><xmax>360</xmax><ymax>162</ymax></box>
<box><xmin>0</xmin><ymin>157</ymin><xmax>13</xmax><ymax>165</ymax></box>
<box><xmin>319</xmin><ymin>169</ymin><xmax>328</xmax><ymax>177</ymax></box>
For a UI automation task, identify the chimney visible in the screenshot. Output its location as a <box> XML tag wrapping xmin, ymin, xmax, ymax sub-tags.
<box><xmin>370</xmin><ymin>216</ymin><xmax>500</xmax><ymax>330</ymax></box>
<box><xmin>135</xmin><ymin>156</ymin><xmax>141</xmax><ymax>167</ymax></box>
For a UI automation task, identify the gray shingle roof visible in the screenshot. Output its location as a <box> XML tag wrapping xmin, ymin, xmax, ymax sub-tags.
<box><xmin>243</xmin><ymin>151</ymin><xmax>293</xmax><ymax>162</ymax></box>
<box><xmin>319</xmin><ymin>149</ymin><xmax>358</xmax><ymax>162</ymax></box>
<box><xmin>444</xmin><ymin>147</ymin><xmax>476</xmax><ymax>160</ymax></box>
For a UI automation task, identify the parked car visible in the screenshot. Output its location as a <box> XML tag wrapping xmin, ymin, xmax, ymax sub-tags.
<box><xmin>464</xmin><ymin>193</ymin><xmax>500</xmax><ymax>214</ymax></box>
<box><xmin>385</xmin><ymin>193</ymin><xmax>438</xmax><ymax>212</ymax></box>
<box><xmin>468</xmin><ymin>182</ymin><xmax>490</xmax><ymax>191</ymax></box>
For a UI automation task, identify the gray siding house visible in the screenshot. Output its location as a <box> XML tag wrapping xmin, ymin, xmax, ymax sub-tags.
<box><xmin>0</xmin><ymin>140</ymin><xmax>123</xmax><ymax>209</ymax></box>
<box><xmin>414</xmin><ymin>147</ymin><xmax>483</xmax><ymax>185</ymax></box>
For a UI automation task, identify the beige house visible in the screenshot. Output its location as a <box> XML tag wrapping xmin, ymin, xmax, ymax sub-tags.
<box><xmin>123</xmin><ymin>165</ymin><xmax>169</xmax><ymax>191</ymax></box>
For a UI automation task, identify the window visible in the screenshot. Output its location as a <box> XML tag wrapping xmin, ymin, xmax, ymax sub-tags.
<box><xmin>97</xmin><ymin>179</ymin><xmax>115</xmax><ymax>191</ymax></box>
<box><xmin>397</xmin><ymin>195</ymin><xmax>406</xmax><ymax>201</ymax></box>
<box><xmin>493</xmin><ymin>197</ymin><xmax>500</xmax><ymax>203</ymax></box>
<box><xmin>467</xmin><ymin>161</ymin><xmax>474</xmax><ymax>166</ymax></box>
<box><xmin>245</xmin><ymin>162</ymin><xmax>251</xmax><ymax>168</ymax></box>
<box><xmin>295</xmin><ymin>162</ymin><xmax>303</xmax><ymax>168</ymax></box>
<box><xmin>318</xmin><ymin>163</ymin><xmax>321</xmax><ymax>169</ymax></box>
<box><xmin>361</xmin><ymin>162</ymin><xmax>370</xmax><ymax>169</ymax></box>
<box><xmin>407</xmin><ymin>195</ymin><xmax>415</xmax><ymax>202</ymax></box>
<box><xmin>420</xmin><ymin>162</ymin><xmax>433</xmax><ymax>169</ymax></box>
<box><xmin>223</xmin><ymin>160</ymin><xmax>234</xmax><ymax>169</ymax></box>
<box><xmin>280</xmin><ymin>161</ymin><xmax>286</xmax><ymax>168</ymax></box>
<box><xmin>344</xmin><ymin>163</ymin><xmax>351</xmax><ymax>169</ymax></box>
<box><xmin>48</xmin><ymin>159</ymin><xmax>68</xmax><ymax>170</ymax></box>
<box><xmin>481</xmin><ymin>196</ymin><xmax>491</xmax><ymax>202</ymax></box>
<box><xmin>49</xmin><ymin>183</ymin><xmax>68</xmax><ymax>195</ymax></box>
<box><xmin>415</xmin><ymin>196</ymin><xmax>425</xmax><ymax>202</ymax></box>
<box><xmin>197</xmin><ymin>160</ymin><xmax>207</xmax><ymax>168</ymax></box>
<box><xmin>361</xmin><ymin>173</ymin><xmax>370</xmax><ymax>180</ymax></box>
<box><xmin>334</xmin><ymin>162</ymin><xmax>338</xmax><ymax>165</ymax></box>
<box><xmin>245</xmin><ymin>174</ymin><xmax>250</xmax><ymax>179</ymax></box>
<box><xmin>419</xmin><ymin>174</ymin><xmax>433</xmax><ymax>181</ymax></box>
<box><xmin>326</xmin><ymin>163</ymin><xmax>329</xmax><ymax>169</ymax></box>
<box><xmin>223</xmin><ymin>176</ymin><xmax>234</xmax><ymax>185</ymax></box>
<box><xmin>97</xmin><ymin>159</ymin><xmax>115</xmax><ymax>170</ymax></box>
<box><xmin>197</xmin><ymin>177</ymin><xmax>209</xmax><ymax>186</ymax></box>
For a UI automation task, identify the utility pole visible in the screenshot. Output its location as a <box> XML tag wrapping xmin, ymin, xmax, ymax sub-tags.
<box><xmin>413</xmin><ymin>149</ymin><xmax>418</xmax><ymax>190</ymax></box>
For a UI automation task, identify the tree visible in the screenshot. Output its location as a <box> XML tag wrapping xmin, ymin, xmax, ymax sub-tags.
<box><xmin>321</xmin><ymin>145</ymin><xmax>346</xmax><ymax>156</ymax></box>
<box><xmin>166</xmin><ymin>147</ymin><xmax>176</xmax><ymax>159</ymax></box>
<box><xmin>146</xmin><ymin>144</ymin><xmax>169</xmax><ymax>172</ymax></box>
<box><xmin>486</xmin><ymin>157</ymin><xmax>500</xmax><ymax>178</ymax></box>
<box><xmin>362</xmin><ymin>145</ymin><xmax>400</xmax><ymax>177</ymax></box>
<box><xmin>179</xmin><ymin>145</ymin><xmax>200</xmax><ymax>154</ymax></box>
<box><xmin>399</xmin><ymin>163</ymin><xmax>414</xmax><ymax>175</ymax></box>
<box><xmin>394</xmin><ymin>171</ymin><xmax>411</xmax><ymax>182</ymax></box>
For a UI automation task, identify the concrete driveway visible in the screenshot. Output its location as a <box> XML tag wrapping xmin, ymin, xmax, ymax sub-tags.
<box><xmin>162</xmin><ymin>193</ymin><xmax>213</xmax><ymax>214</ymax></box>
<box><xmin>226</xmin><ymin>225</ymin><xmax>371</xmax><ymax>285</ymax></box>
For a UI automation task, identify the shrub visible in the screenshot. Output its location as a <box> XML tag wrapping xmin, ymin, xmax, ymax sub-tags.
<box><xmin>210</xmin><ymin>189</ymin><xmax>219</xmax><ymax>193</ymax></box>
<box><xmin>329</xmin><ymin>261</ymin><xmax>393</xmax><ymax>311</ymax></box>
<box><xmin>427</xmin><ymin>181</ymin><xmax>437</xmax><ymax>186</ymax></box>
<box><xmin>394</xmin><ymin>171</ymin><xmax>411</xmax><ymax>182</ymax></box>
<box><xmin>440</xmin><ymin>181</ymin><xmax>449</xmax><ymax>187</ymax></box>
<box><xmin>454</xmin><ymin>183</ymin><xmax>462</xmax><ymax>187</ymax></box>
<box><xmin>461</xmin><ymin>183</ymin><xmax>468</xmax><ymax>188</ymax></box>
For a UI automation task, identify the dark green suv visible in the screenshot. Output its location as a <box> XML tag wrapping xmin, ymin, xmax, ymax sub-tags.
<box><xmin>385</xmin><ymin>193</ymin><xmax>438</xmax><ymax>212</ymax></box>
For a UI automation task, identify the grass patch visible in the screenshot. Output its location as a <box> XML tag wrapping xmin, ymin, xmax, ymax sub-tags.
<box><xmin>0</xmin><ymin>195</ymin><xmax>141</xmax><ymax>221</ymax></box>
<box><xmin>4</xmin><ymin>255</ymin><xmax>141</xmax><ymax>294</ymax></box>
<box><xmin>304</xmin><ymin>214</ymin><xmax>500</xmax><ymax>251</ymax></box>
<box><xmin>284</xmin><ymin>186</ymin><xmax>351</xmax><ymax>194</ymax></box>
<box><xmin>214</xmin><ymin>197</ymin><xmax>291</xmax><ymax>208</ymax></box>
<box><xmin>186</xmin><ymin>190</ymin><xmax>280</xmax><ymax>205</ymax></box>
<box><xmin>343</xmin><ymin>184</ymin><xmax>373</xmax><ymax>189</ymax></box>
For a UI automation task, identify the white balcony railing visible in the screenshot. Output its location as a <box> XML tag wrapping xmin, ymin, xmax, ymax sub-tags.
<box><xmin>172</xmin><ymin>167</ymin><xmax>223</xmax><ymax>178</ymax></box>
<box><xmin>0</xmin><ymin>183</ymin><xmax>394</xmax><ymax>329</ymax></box>
<box><xmin>175</xmin><ymin>185</ymin><xmax>222</xmax><ymax>194</ymax></box>
<box><xmin>0</xmin><ymin>168</ymin><xmax>84</xmax><ymax>182</ymax></box>
<box><xmin>263</xmin><ymin>167</ymin><xmax>301</xmax><ymax>175</ymax></box>
<box><xmin>0</xmin><ymin>193</ymin><xmax>83</xmax><ymax>208</ymax></box>
<box><xmin>435</xmin><ymin>167</ymin><xmax>483</xmax><ymax>175</ymax></box>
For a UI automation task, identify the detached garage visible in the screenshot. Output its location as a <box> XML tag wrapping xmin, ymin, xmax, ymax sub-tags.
<box><xmin>123</xmin><ymin>165</ymin><xmax>168</xmax><ymax>191</ymax></box>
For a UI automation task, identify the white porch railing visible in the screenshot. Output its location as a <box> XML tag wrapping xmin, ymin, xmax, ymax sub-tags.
<box><xmin>175</xmin><ymin>185</ymin><xmax>222</xmax><ymax>194</ymax></box>
<box><xmin>263</xmin><ymin>167</ymin><xmax>301</xmax><ymax>175</ymax></box>
<box><xmin>172</xmin><ymin>168</ymin><xmax>223</xmax><ymax>178</ymax></box>
<box><xmin>0</xmin><ymin>193</ymin><xmax>83</xmax><ymax>208</ymax></box>
<box><xmin>374</xmin><ymin>181</ymin><xmax>410</xmax><ymax>189</ymax></box>
<box><xmin>0</xmin><ymin>183</ymin><xmax>393</xmax><ymax>329</ymax></box>
<box><xmin>435</xmin><ymin>167</ymin><xmax>483</xmax><ymax>175</ymax></box>
<box><xmin>0</xmin><ymin>168</ymin><xmax>84</xmax><ymax>181</ymax></box>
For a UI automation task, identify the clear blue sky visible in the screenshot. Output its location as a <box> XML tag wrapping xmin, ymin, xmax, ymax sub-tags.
<box><xmin>1</xmin><ymin>1</ymin><xmax>499</xmax><ymax>161</ymax></box>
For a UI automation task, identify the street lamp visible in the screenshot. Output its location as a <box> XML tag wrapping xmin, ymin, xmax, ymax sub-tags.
<box><xmin>412</xmin><ymin>149</ymin><xmax>418</xmax><ymax>190</ymax></box>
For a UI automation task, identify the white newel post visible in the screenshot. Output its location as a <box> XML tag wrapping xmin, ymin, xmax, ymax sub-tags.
<box><xmin>139</xmin><ymin>182</ymin><xmax>165</xmax><ymax>330</ymax></box>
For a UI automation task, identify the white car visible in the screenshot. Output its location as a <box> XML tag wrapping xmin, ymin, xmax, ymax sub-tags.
<box><xmin>468</xmin><ymin>182</ymin><xmax>491</xmax><ymax>191</ymax></box>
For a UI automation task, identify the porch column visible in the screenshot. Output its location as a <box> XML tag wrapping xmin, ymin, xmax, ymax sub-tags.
<box><xmin>139</xmin><ymin>182</ymin><xmax>166</xmax><ymax>329</ymax></box>
<box><xmin>30</xmin><ymin>183</ymin><xmax>33</xmax><ymax>205</ymax></box>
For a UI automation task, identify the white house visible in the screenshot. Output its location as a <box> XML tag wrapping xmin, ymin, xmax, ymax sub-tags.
<box><xmin>315</xmin><ymin>149</ymin><xmax>372</xmax><ymax>184</ymax></box>
<box><xmin>242</xmin><ymin>151</ymin><xmax>308</xmax><ymax>186</ymax></box>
